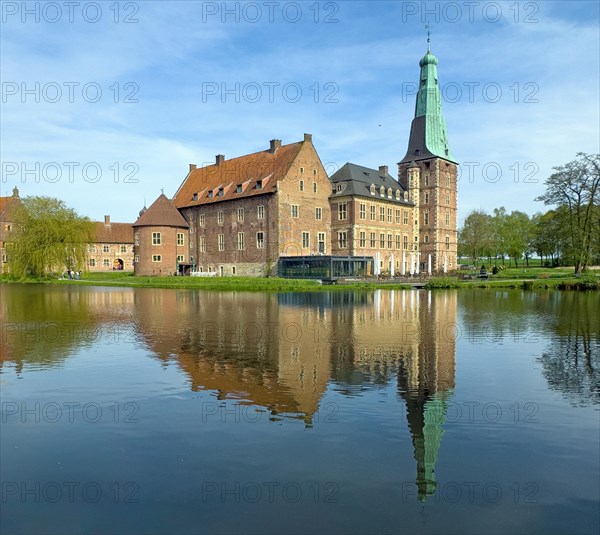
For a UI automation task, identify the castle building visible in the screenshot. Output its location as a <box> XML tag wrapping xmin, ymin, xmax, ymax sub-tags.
<box><xmin>398</xmin><ymin>48</ymin><xmax>458</xmax><ymax>272</ymax></box>
<box><xmin>139</xmin><ymin>134</ymin><xmax>333</xmax><ymax>277</ymax></box>
<box><xmin>134</xmin><ymin>46</ymin><xmax>457</xmax><ymax>277</ymax></box>
<box><xmin>0</xmin><ymin>187</ymin><xmax>23</xmax><ymax>273</ymax></box>
<box><xmin>87</xmin><ymin>215</ymin><xmax>134</xmax><ymax>272</ymax></box>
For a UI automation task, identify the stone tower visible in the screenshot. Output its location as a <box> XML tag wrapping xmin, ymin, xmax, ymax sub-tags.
<box><xmin>398</xmin><ymin>47</ymin><xmax>458</xmax><ymax>273</ymax></box>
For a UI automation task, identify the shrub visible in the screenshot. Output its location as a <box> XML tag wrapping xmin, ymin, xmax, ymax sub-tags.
<box><xmin>425</xmin><ymin>277</ymin><xmax>462</xmax><ymax>289</ymax></box>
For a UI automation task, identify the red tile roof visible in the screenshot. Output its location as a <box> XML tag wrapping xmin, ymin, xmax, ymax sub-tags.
<box><xmin>133</xmin><ymin>194</ymin><xmax>189</xmax><ymax>228</ymax></box>
<box><xmin>172</xmin><ymin>141</ymin><xmax>304</xmax><ymax>209</ymax></box>
<box><xmin>93</xmin><ymin>222</ymin><xmax>134</xmax><ymax>244</ymax></box>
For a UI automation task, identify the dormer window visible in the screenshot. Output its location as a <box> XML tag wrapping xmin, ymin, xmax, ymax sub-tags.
<box><xmin>336</xmin><ymin>183</ymin><xmax>344</xmax><ymax>193</ymax></box>
<box><xmin>192</xmin><ymin>193</ymin><xmax>198</xmax><ymax>201</ymax></box>
<box><xmin>387</xmin><ymin>187</ymin><xmax>392</xmax><ymax>198</ymax></box>
<box><xmin>207</xmin><ymin>190</ymin><xmax>214</xmax><ymax>198</ymax></box>
<box><xmin>236</xmin><ymin>184</ymin><xmax>242</xmax><ymax>193</ymax></box>
<box><xmin>256</xmin><ymin>180</ymin><xmax>262</xmax><ymax>190</ymax></box>
<box><xmin>395</xmin><ymin>190</ymin><xmax>400</xmax><ymax>200</ymax></box>
<box><xmin>370</xmin><ymin>184</ymin><xmax>376</xmax><ymax>195</ymax></box>
<box><xmin>217</xmin><ymin>187</ymin><xmax>224</xmax><ymax>197</ymax></box>
<box><xmin>379</xmin><ymin>186</ymin><xmax>385</xmax><ymax>196</ymax></box>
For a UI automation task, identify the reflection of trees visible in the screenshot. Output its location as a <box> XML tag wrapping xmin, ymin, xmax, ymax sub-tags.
<box><xmin>0</xmin><ymin>284</ymin><xmax>134</xmax><ymax>371</ymax></box>
<box><xmin>460</xmin><ymin>289</ymin><xmax>600</xmax><ymax>406</ymax></box>
<box><xmin>537</xmin><ymin>293</ymin><xmax>600</xmax><ymax>406</ymax></box>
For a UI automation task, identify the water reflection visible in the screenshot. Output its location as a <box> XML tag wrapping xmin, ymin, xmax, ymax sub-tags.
<box><xmin>2</xmin><ymin>285</ymin><xmax>598</xmax><ymax>510</ymax></box>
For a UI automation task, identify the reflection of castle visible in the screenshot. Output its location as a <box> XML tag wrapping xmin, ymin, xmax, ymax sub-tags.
<box><xmin>328</xmin><ymin>290</ymin><xmax>456</xmax><ymax>501</ymax></box>
<box><xmin>2</xmin><ymin>281</ymin><xmax>457</xmax><ymax>498</ymax></box>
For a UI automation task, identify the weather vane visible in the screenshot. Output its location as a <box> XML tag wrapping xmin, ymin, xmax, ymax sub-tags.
<box><xmin>425</xmin><ymin>24</ymin><xmax>431</xmax><ymax>51</ymax></box>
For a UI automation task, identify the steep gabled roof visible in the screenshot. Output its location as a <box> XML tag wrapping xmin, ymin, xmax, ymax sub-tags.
<box><xmin>0</xmin><ymin>189</ymin><xmax>22</xmax><ymax>221</ymax></box>
<box><xmin>329</xmin><ymin>163</ymin><xmax>413</xmax><ymax>205</ymax></box>
<box><xmin>94</xmin><ymin>222</ymin><xmax>134</xmax><ymax>243</ymax></box>
<box><xmin>133</xmin><ymin>194</ymin><xmax>189</xmax><ymax>228</ymax></box>
<box><xmin>172</xmin><ymin>140</ymin><xmax>305</xmax><ymax>209</ymax></box>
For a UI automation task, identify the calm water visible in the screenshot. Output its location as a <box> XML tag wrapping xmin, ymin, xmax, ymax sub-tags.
<box><xmin>1</xmin><ymin>285</ymin><xmax>599</xmax><ymax>535</ymax></box>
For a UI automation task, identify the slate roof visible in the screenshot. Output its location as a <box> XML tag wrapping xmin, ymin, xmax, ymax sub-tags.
<box><xmin>329</xmin><ymin>163</ymin><xmax>413</xmax><ymax>206</ymax></box>
<box><xmin>133</xmin><ymin>194</ymin><xmax>189</xmax><ymax>228</ymax></box>
<box><xmin>172</xmin><ymin>140</ymin><xmax>306</xmax><ymax>209</ymax></box>
<box><xmin>93</xmin><ymin>222</ymin><xmax>134</xmax><ymax>244</ymax></box>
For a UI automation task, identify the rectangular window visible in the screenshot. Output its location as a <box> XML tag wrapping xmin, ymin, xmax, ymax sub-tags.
<box><xmin>257</xmin><ymin>205</ymin><xmax>264</xmax><ymax>219</ymax></box>
<box><xmin>359</xmin><ymin>231</ymin><xmax>366</xmax><ymax>248</ymax></box>
<box><xmin>313</xmin><ymin>182</ymin><xmax>317</xmax><ymax>193</ymax></box>
<box><xmin>134</xmin><ymin>255</ymin><xmax>139</xmax><ymax>263</ymax></box>
<box><xmin>89</xmin><ymin>259</ymin><xmax>96</xmax><ymax>267</ymax></box>
<box><xmin>89</xmin><ymin>245</ymin><xmax>97</xmax><ymax>253</ymax></box>
<box><xmin>379</xmin><ymin>207</ymin><xmax>385</xmax><ymax>222</ymax></box>
<box><xmin>217</xmin><ymin>188</ymin><xmax>224</xmax><ymax>197</ymax></box>
<box><xmin>199</xmin><ymin>214</ymin><xmax>205</xmax><ymax>227</ymax></box>
<box><xmin>424</xmin><ymin>211</ymin><xmax>429</xmax><ymax>226</ymax></box>
<box><xmin>370</xmin><ymin>232</ymin><xmax>376</xmax><ymax>248</ymax></box>
<box><xmin>134</xmin><ymin>233</ymin><xmax>139</xmax><ymax>246</ymax></box>
<box><xmin>120</xmin><ymin>245</ymin><xmax>127</xmax><ymax>253</ymax></box>
<box><xmin>445</xmin><ymin>211</ymin><xmax>450</xmax><ymax>225</ymax></box>
<box><xmin>403</xmin><ymin>210</ymin><xmax>409</xmax><ymax>225</ymax></box>
<box><xmin>380</xmin><ymin>233</ymin><xmax>385</xmax><ymax>248</ymax></box>
<box><xmin>237</xmin><ymin>208</ymin><xmax>244</xmax><ymax>223</ymax></box>
<box><xmin>424</xmin><ymin>174</ymin><xmax>430</xmax><ymax>186</ymax></box>
<box><xmin>299</xmin><ymin>180</ymin><xmax>304</xmax><ymax>192</ymax></box>
<box><xmin>387</xmin><ymin>233</ymin><xmax>392</xmax><ymax>249</ymax></box>
<box><xmin>424</xmin><ymin>192</ymin><xmax>429</xmax><ymax>204</ymax></box>
<box><xmin>338</xmin><ymin>202</ymin><xmax>347</xmax><ymax>220</ymax></box>
<box><xmin>152</xmin><ymin>232</ymin><xmax>161</xmax><ymax>245</ymax></box>
<box><xmin>237</xmin><ymin>232</ymin><xmax>245</xmax><ymax>250</ymax></box>
<box><xmin>446</xmin><ymin>194</ymin><xmax>450</xmax><ymax>205</ymax></box>
<box><xmin>315</xmin><ymin>207</ymin><xmax>322</xmax><ymax>220</ymax></box>
<box><xmin>318</xmin><ymin>232</ymin><xmax>326</xmax><ymax>254</ymax></box>
<box><xmin>387</xmin><ymin>208</ymin><xmax>392</xmax><ymax>223</ymax></box>
<box><xmin>256</xmin><ymin>180</ymin><xmax>263</xmax><ymax>190</ymax></box>
<box><xmin>302</xmin><ymin>232</ymin><xmax>310</xmax><ymax>248</ymax></box>
<box><xmin>338</xmin><ymin>231</ymin><xmax>347</xmax><ymax>248</ymax></box>
<box><xmin>370</xmin><ymin>205</ymin><xmax>376</xmax><ymax>221</ymax></box>
<box><xmin>152</xmin><ymin>255</ymin><xmax>161</xmax><ymax>262</ymax></box>
<box><xmin>236</xmin><ymin>184</ymin><xmax>242</xmax><ymax>193</ymax></box>
<box><xmin>177</xmin><ymin>233</ymin><xmax>184</xmax><ymax>246</ymax></box>
<box><xmin>403</xmin><ymin>235</ymin><xmax>409</xmax><ymax>250</ymax></box>
<box><xmin>256</xmin><ymin>231</ymin><xmax>264</xmax><ymax>249</ymax></box>
<box><xmin>199</xmin><ymin>236</ymin><xmax>206</xmax><ymax>253</ymax></box>
<box><xmin>359</xmin><ymin>203</ymin><xmax>366</xmax><ymax>219</ymax></box>
<box><xmin>103</xmin><ymin>259</ymin><xmax>110</xmax><ymax>267</ymax></box>
<box><xmin>217</xmin><ymin>211</ymin><xmax>224</xmax><ymax>225</ymax></box>
<box><xmin>446</xmin><ymin>236</ymin><xmax>450</xmax><ymax>250</ymax></box>
<box><xmin>218</xmin><ymin>234</ymin><xmax>224</xmax><ymax>251</ymax></box>
<box><xmin>396</xmin><ymin>209</ymin><xmax>401</xmax><ymax>224</ymax></box>
<box><xmin>177</xmin><ymin>255</ymin><xmax>184</xmax><ymax>263</ymax></box>
<box><xmin>291</xmin><ymin>205</ymin><xmax>299</xmax><ymax>218</ymax></box>
<box><xmin>396</xmin><ymin>235</ymin><xmax>401</xmax><ymax>249</ymax></box>
<box><xmin>446</xmin><ymin>175</ymin><xmax>450</xmax><ymax>187</ymax></box>
<box><xmin>103</xmin><ymin>244</ymin><xmax>110</xmax><ymax>253</ymax></box>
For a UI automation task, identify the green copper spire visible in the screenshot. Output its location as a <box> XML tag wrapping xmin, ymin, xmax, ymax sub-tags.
<box><xmin>400</xmin><ymin>47</ymin><xmax>456</xmax><ymax>164</ymax></box>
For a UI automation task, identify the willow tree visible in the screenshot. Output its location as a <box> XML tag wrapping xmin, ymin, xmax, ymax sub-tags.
<box><xmin>536</xmin><ymin>153</ymin><xmax>600</xmax><ymax>274</ymax></box>
<box><xmin>7</xmin><ymin>196</ymin><xmax>94</xmax><ymax>277</ymax></box>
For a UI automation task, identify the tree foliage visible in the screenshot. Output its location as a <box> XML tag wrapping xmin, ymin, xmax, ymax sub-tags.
<box><xmin>536</xmin><ymin>153</ymin><xmax>600</xmax><ymax>274</ymax></box>
<box><xmin>7</xmin><ymin>196</ymin><xmax>94</xmax><ymax>278</ymax></box>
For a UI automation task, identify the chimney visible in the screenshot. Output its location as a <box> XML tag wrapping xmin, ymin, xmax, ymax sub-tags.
<box><xmin>216</xmin><ymin>154</ymin><xmax>225</xmax><ymax>165</ymax></box>
<box><xmin>189</xmin><ymin>163</ymin><xmax>197</xmax><ymax>172</ymax></box>
<box><xmin>379</xmin><ymin>165</ymin><xmax>388</xmax><ymax>176</ymax></box>
<box><xmin>269</xmin><ymin>139</ymin><xmax>282</xmax><ymax>153</ymax></box>
<box><xmin>104</xmin><ymin>215</ymin><xmax>110</xmax><ymax>226</ymax></box>
<box><xmin>303</xmin><ymin>133</ymin><xmax>312</xmax><ymax>143</ymax></box>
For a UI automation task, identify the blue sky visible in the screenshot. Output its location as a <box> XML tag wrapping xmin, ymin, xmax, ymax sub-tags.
<box><xmin>1</xmin><ymin>0</ymin><xmax>599</xmax><ymax>224</ymax></box>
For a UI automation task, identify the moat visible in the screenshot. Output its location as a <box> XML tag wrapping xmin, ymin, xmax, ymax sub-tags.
<box><xmin>1</xmin><ymin>285</ymin><xmax>598</xmax><ymax>535</ymax></box>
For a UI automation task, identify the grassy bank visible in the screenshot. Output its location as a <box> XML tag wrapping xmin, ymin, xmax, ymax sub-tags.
<box><xmin>1</xmin><ymin>270</ymin><xmax>597</xmax><ymax>292</ymax></box>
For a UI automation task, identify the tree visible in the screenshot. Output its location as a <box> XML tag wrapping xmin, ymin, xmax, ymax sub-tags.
<box><xmin>458</xmin><ymin>210</ymin><xmax>493</xmax><ymax>264</ymax></box>
<box><xmin>536</xmin><ymin>153</ymin><xmax>600</xmax><ymax>274</ymax></box>
<box><xmin>7</xmin><ymin>196</ymin><xmax>94</xmax><ymax>277</ymax></box>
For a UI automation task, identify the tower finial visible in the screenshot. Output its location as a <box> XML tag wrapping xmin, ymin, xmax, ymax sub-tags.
<box><xmin>425</xmin><ymin>24</ymin><xmax>431</xmax><ymax>52</ymax></box>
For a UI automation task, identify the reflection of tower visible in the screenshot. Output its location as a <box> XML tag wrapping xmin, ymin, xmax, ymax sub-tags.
<box><xmin>398</xmin><ymin>291</ymin><xmax>456</xmax><ymax>501</ymax></box>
